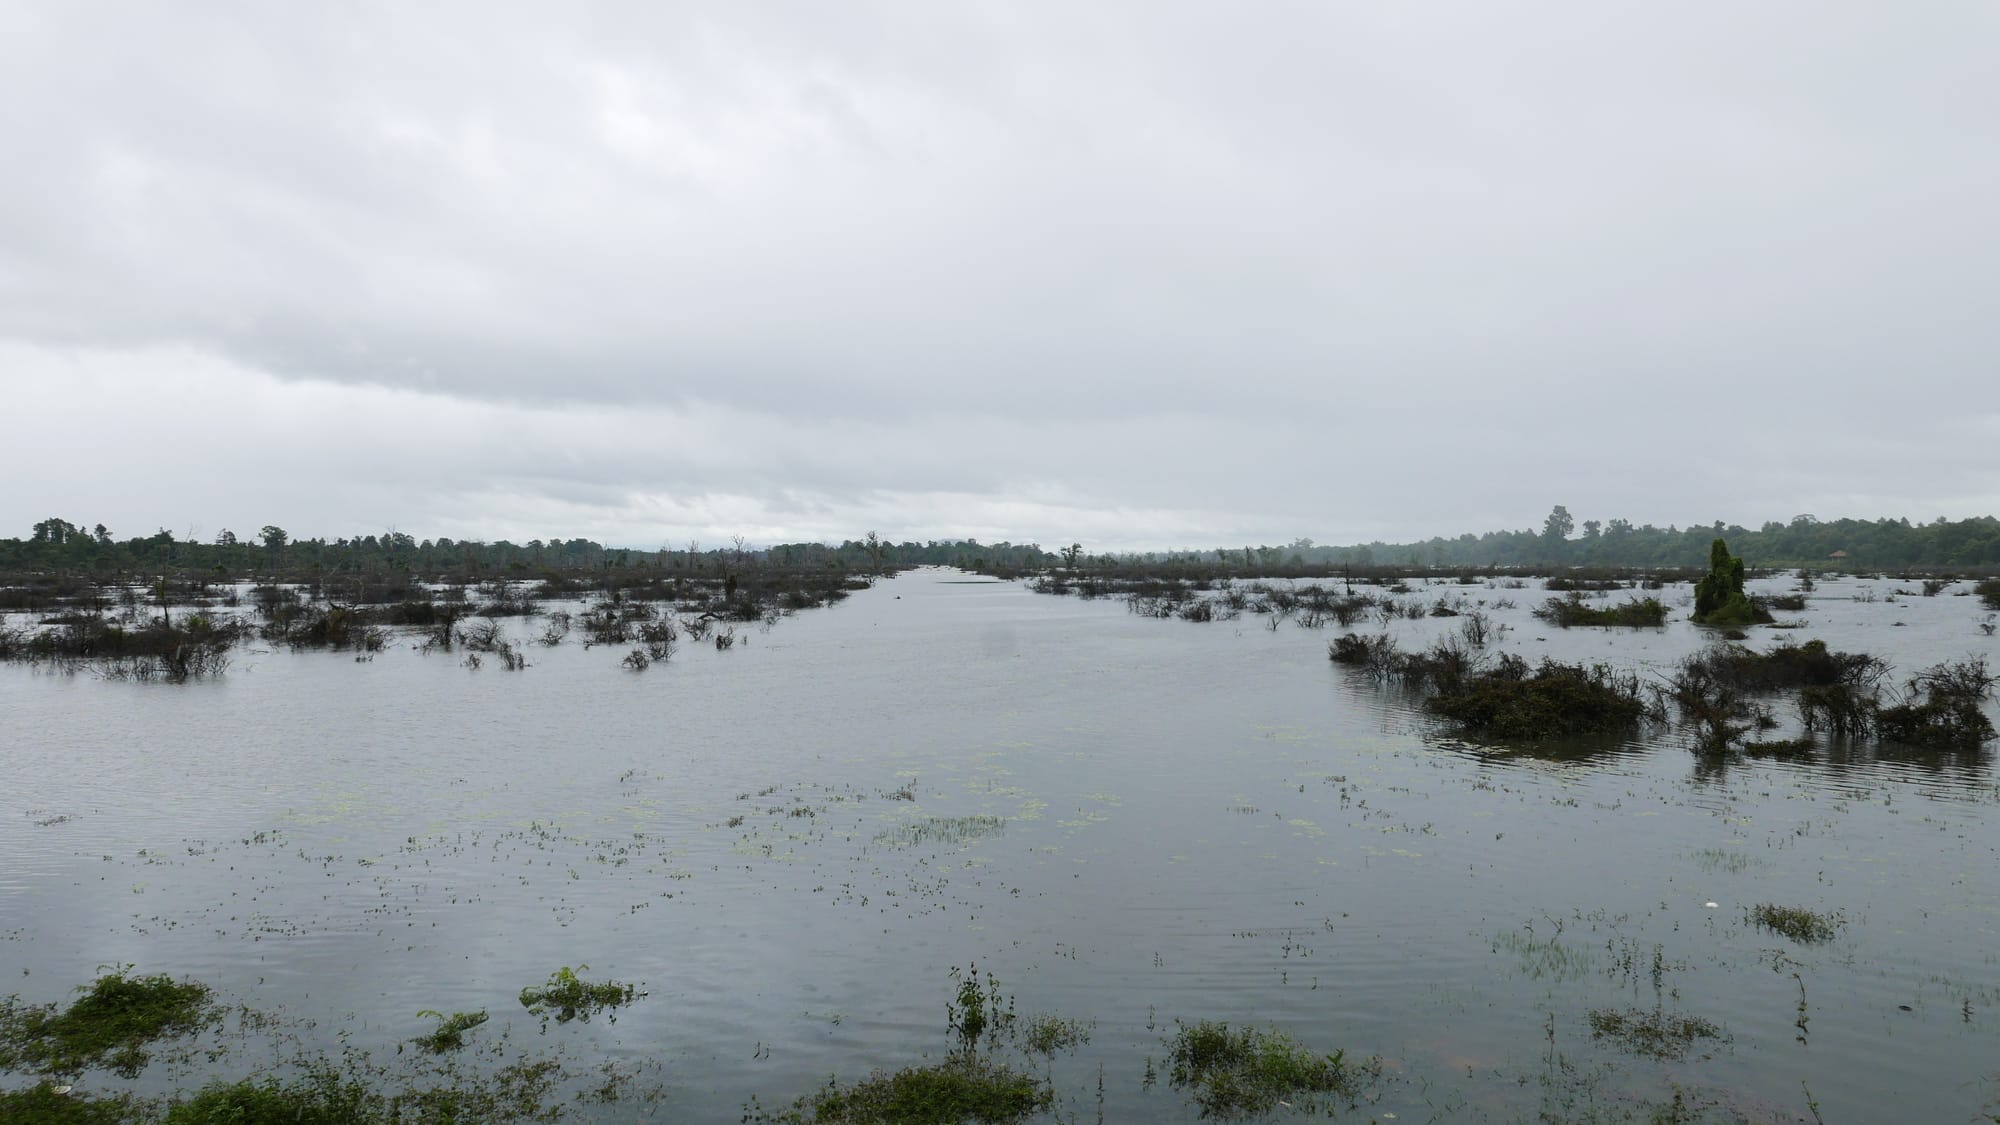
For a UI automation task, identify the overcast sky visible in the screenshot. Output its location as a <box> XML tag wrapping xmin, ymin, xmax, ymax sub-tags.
<box><xmin>3</xmin><ymin>3</ymin><xmax>1996</xmax><ymax>552</ymax></box>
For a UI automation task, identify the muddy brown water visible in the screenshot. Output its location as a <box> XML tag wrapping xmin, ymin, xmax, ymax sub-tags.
<box><xmin>3</xmin><ymin>568</ymin><xmax>1997</xmax><ymax>1121</ymax></box>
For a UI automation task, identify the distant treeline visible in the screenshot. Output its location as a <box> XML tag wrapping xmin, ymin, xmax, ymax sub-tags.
<box><xmin>1309</xmin><ymin>511</ymin><xmax>2000</xmax><ymax>570</ymax></box>
<box><xmin>0</xmin><ymin>518</ymin><xmax>1053</xmax><ymax>577</ymax></box>
<box><xmin>8</xmin><ymin>511</ymin><xmax>1999</xmax><ymax>580</ymax></box>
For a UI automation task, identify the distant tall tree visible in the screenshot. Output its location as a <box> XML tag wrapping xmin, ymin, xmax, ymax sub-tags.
<box><xmin>1542</xmin><ymin>505</ymin><xmax>1575</xmax><ymax>542</ymax></box>
<box><xmin>259</xmin><ymin>525</ymin><xmax>289</xmax><ymax>551</ymax></box>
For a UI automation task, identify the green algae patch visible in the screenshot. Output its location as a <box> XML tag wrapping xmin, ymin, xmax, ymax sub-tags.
<box><xmin>0</xmin><ymin>968</ymin><xmax>218</xmax><ymax>1077</ymax></box>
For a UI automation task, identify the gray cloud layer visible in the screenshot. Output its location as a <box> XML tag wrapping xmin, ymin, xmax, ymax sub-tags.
<box><xmin>4</xmin><ymin>3</ymin><xmax>1996</xmax><ymax>549</ymax></box>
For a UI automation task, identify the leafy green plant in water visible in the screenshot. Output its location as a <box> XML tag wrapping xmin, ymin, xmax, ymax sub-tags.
<box><xmin>1751</xmin><ymin>904</ymin><xmax>1842</xmax><ymax>944</ymax></box>
<box><xmin>0</xmin><ymin>965</ymin><xmax>217</xmax><ymax>1077</ymax></box>
<box><xmin>1161</xmin><ymin>1020</ymin><xmax>1380</xmax><ymax>1119</ymax></box>
<box><xmin>518</xmin><ymin>965</ymin><xmax>640</xmax><ymax>1027</ymax></box>
<box><xmin>947</xmin><ymin>963</ymin><xmax>1014</xmax><ymax>1055</ymax></box>
<box><xmin>412</xmin><ymin>1008</ymin><xmax>488</xmax><ymax>1053</ymax></box>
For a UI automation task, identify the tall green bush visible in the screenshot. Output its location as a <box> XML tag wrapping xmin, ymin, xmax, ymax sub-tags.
<box><xmin>1693</xmin><ymin>539</ymin><xmax>1754</xmax><ymax>626</ymax></box>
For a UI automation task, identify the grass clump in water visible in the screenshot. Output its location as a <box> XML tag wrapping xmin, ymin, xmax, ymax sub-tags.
<box><xmin>1023</xmin><ymin>1014</ymin><xmax>1091</xmax><ymax>1057</ymax></box>
<box><xmin>412</xmin><ymin>1008</ymin><xmax>488</xmax><ymax>1053</ymax></box>
<box><xmin>1161</xmin><ymin>1020</ymin><xmax>1380</xmax><ymax>1119</ymax></box>
<box><xmin>1586</xmin><ymin>1008</ymin><xmax>1727</xmax><ymax>1061</ymax></box>
<box><xmin>754</xmin><ymin>1055</ymin><xmax>1053</xmax><ymax>1125</ymax></box>
<box><xmin>518</xmin><ymin>965</ymin><xmax>640</xmax><ymax>1026</ymax></box>
<box><xmin>1750</xmin><ymin>904</ymin><xmax>1842</xmax><ymax>944</ymax></box>
<box><xmin>0</xmin><ymin>966</ymin><xmax>218</xmax><ymax>1077</ymax></box>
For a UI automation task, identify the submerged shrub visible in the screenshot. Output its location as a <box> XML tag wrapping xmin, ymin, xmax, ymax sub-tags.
<box><xmin>1426</xmin><ymin>659</ymin><xmax>1650</xmax><ymax>740</ymax></box>
<box><xmin>0</xmin><ymin>967</ymin><xmax>217</xmax><ymax>1077</ymax></box>
<box><xmin>1533</xmin><ymin>594</ymin><xmax>1667</xmax><ymax>628</ymax></box>
<box><xmin>1875</xmin><ymin>658</ymin><xmax>1997</xmax><ymax>749</ymax></box>
<box><xmin>1979</xmin><ymin>578</ymin><xmax>2000</xmax><ymax>610</ymax></box>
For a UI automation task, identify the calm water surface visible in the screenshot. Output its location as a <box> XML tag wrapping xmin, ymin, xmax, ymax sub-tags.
<box><xmin>3</xmin><ymin>569</ymin><xmax>1998</xmax><ymax>1121</ymax></box>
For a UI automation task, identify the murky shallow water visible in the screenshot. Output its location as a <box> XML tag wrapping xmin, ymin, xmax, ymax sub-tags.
<box><xmin>3</xmin><ymin>568</ymin><xmax>1998</xmax><ymax>1120</ymax></box>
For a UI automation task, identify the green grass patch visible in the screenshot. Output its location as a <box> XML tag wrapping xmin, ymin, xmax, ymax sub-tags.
<box><xmin>1161</xmin><ymin>1020</ymin><xmax>1380</xmax><ymax>1119</ymax></box>
<box><xmin>1586</xmin><ymin>1008</ymin><xmax>1726</xmax><ymax>1061</ymax></box>
<box><xmin>0</xmin><ymin>967</ymin><xmax>218</xmax><ymax>1077</ymax></box>
<box><xmin>1750</xmin><ymin>904</ymin><xmax>1842</xmax><ymax>944</ymax></box>
<box><xmin>750</xmin><ymin>1054</ymin><xmax>1052</xmax><ymax>1124</ymax></box>
<box><xmin>518</xmin><ymin>966</ymin><xmax>640</xmax><ymax>1027</ymax></box>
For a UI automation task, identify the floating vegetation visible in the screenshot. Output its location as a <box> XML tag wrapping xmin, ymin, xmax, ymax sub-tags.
<box><xmin>1750</xmin><ymin>904</ymin><xmax>1842</xmax><ymax>945</ymax></box>
<box><xmin>1159</xmin><ymin>1020</ymin><xmax>1380</xmax><ymax>1119</ymax></box>
<box><xmin>517</xmin><ymin>966</ymin><xmax>641</xmax><ymax>1026</ymax></box>
<box><xmin>1586</xmin><ymin>1007</ymin><xmax>1727</xmax><ymax>1061</ymax></box>
<box><xmin>411</xmin><ymin>1009</ymin><xmax>488</xmax><ymax>1053</ymax></box>
<box><xmin>874</xmin><ymin>815</ymin><xmax>1007</xmax><ymax>849</ymax></box>
<box><xmin>0</xmin><ymin>966</ymin><xmax>217</xmax><ymax>1077</ymax></box>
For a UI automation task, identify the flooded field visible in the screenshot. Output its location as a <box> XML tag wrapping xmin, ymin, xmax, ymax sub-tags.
<box><xmin>3</xmin><ymin>567</ymin><xmax>1998</xmax><ymax>1121</ymax></box>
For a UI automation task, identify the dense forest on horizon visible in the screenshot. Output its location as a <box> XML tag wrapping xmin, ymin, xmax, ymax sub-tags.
<box><xmin>4</xmin><ymin>509</ymin><xmax>2000</xmax><ymax>579</ymax></box>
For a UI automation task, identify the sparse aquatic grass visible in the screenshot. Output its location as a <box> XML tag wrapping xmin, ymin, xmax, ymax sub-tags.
<box><xmin>160</xmin><ymin>1057</ymin><xmax>580</xmax><ymax>1124</ymax></box>
<box><xmin>0</xmin><ymin>966</ymin><xmax>218</xmax><ymax>1077</ymax></box>
<box><xmin>517</xmin><ymin>966</ymin><xmax>640</xmax><ymax>1026</ymax></box>
<box><xmin>412</xmin><ymin>1008</ymin><xmax>488</xmax><ymax>1053</ymax></box>
<box><xmin>1750</xmin><ymin>904</ymin><xmax>1842</xmax><ymax>944</ymax></box>
<box><xmin>1586</xmin><ymin>1008</ymin><xmax>1727</xmax><ymax>1061</ymax></box>
<box><xmin>1160</xmin><ymin>1020</ymin><xmax>1380</xmax><ymax>1119</ymax></box>
<box><xmin>1492</xmin><ymin>930</ymin><xmax>1597</xmax><ymax>981</ymax></box>
<box><xmin>874</xmin><ymin>815</ymin><xmax>1007</xmax><ymax>849</ymax></box>
<box><xmin>1689</xmin><ymin>848</ymin><xmax>1755</xmax><ymax>875</ymax></box>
